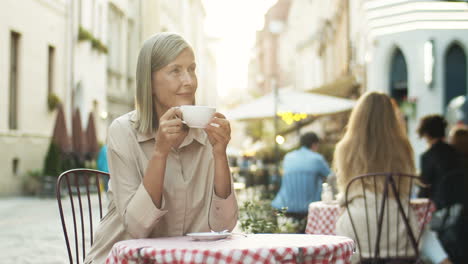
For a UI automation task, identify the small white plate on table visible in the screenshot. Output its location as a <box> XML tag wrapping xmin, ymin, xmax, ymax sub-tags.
<box><xmin>186</xmin><ymin>232</ymin><xmax>231</xmax><ymax>241</ymax></box>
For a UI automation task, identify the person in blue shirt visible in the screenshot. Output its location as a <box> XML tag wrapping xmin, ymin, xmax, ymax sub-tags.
<box><xmin>272</xmin><ymin>132</ymin><xmax>331</xmax><ymax>222</ymax></box>
<box><xmin>97</xmin><ymin>145</ymin><xmax>109</xmax><ymax>172</ymax></box>
<box><xmin>97</xmin><ymin>145</ymin><xmax>110</xmax><ymax>190</ymax></box>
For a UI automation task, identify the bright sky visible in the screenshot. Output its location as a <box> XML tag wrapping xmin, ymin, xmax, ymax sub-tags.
<box><xmin>202</xmin><ymin>0</ymin><xmax>277</xmax><ymax>99</ymax></box>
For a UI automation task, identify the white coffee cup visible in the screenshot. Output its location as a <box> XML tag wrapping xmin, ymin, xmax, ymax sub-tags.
<box><xmin>179</xmin><ymin>105</ymin><xmax>216</xmax><ymax>128</ymax></box>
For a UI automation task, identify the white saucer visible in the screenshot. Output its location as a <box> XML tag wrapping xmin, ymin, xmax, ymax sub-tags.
<box><xmin>186</xmin><ymin>232</ymin><xmax>231</xmax><ymax>241</ymax></box>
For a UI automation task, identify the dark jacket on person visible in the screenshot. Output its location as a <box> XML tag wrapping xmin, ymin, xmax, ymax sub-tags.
<box><xmin>419</xmin><ymin>140</ymin><xmax>468</xmax><ymax>263</ymax></box>
<box><xmin>419</xmin><ymin>140</ymin><xmax>464</xmax><ymax>208</ymax></box>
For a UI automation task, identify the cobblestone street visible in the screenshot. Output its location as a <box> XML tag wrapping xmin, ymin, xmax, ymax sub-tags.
<box><xmin>0</xmin><ymin>191</ymin><xmax>246</xmax><ymax>264</ymax></box>
<box><xmin>0</xmin><ymin>196</ymin><xmax>73</xmax><ymax>264</ymax></box>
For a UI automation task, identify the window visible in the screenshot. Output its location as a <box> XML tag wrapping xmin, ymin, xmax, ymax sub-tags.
<box><xmin>9</xmin><ymin>31</ymin><xmax>20</xmax><ymax>130</ymax></box>
<box><xmin>444</xmin><ymin>43</ymin><xmax>467</xmax><ymax>109</ymax></box>
<box><xmin>12</xmin><ymin>158</ymin><xmax>19</xmax><ymax>175</ymax></box>
<box><xmin>107</xmin><ymin>5</ymin><xmax>122</xmax><ymax>73</ymax></box>
<box><xmin>91</xmin><ymin>0</ymin><xmax>95</xmax><ymax>33</ymax></box>
<box><xmin>78</xmin><ymin>0</ymin><xmax>82</xmax><ymax>26</ymax></box>
<box><xmin>47</xmin><ymin>45</ymin><xmax>55</xmax><ymax>97</ymax></box>
<box><xmin>98</xmin><ymin>4</ymin><xmax>102</xmax><ymax>38</ymax></box>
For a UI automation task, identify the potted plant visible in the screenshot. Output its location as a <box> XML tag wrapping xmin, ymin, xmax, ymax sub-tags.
<box><xmin>399</xmin><ymin>96</ymin><xmax>418</xmax><ymax>119</ymax></box>
<box><xmin>22</xmin><ymin>169</ymin><xmax>43</xmax><ymax>196</ymax></box>
<box><xmin>47</xmin><ymin>93</ymin><xmax>61</xmax><ymax>112</ymax></box>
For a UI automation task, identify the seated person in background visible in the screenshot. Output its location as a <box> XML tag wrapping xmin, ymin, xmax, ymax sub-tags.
<box><xmin>333</xmin><ymin>92</ymin><xmax>450</xmax><ymax>264</ymax></box>
<box><xmin>449</xmin><ymin>125</ymin><xmax>468</xmax><ymax>160</ymax></box>
<box><xmin>97</xmin><ymin>145</ymin><xmax>110</xmax><ymax>190</ymax></box>
<box><xmin>271</xmin><ymin>132</ymin><xmax>330</xmax><ymax>223</ymax></box>
<box><xmin>97</xmin><ymin>145</ymin><xmax>109</xmax><ymax>173</ymax></box>
<box><xmin>417</xmin><ymin>115</ymin><xmax>467</xmax><ymax>263</ymax></box>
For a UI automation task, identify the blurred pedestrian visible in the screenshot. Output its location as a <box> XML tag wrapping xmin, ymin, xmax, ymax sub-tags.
<box><xmin>448</xmin><ymin>125</ymin><xmax>468</xmax><ymax>158</ymax></box>
<box><xmin>97</xmin><ymin>145</ymin><xmax>109</xmax><ymax>173</ymax></box>
<box><xmin>97</xmin><ymin>145</ymin><xmax>110</xmax><ymax>191</ymax></box>
<box><xmin>417</xmin><ymin>114</ymin><xmax>467</xmax><ymax>263</ymax></box>
<box><xmin>271</xmin><ymin>132</ymin><xmax>330</xmax><ymax>229</ymax></box>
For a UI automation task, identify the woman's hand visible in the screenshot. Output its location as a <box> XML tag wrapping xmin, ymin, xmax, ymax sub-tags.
<box><xmin>154</xmin><ymin>107</ymin><xmax>186</xmax><ymax>156</ymax></box>
<box><xmin>204</xmin><ymin>113</ymin><xmax>231</xmax><ymax>156</ymax></box>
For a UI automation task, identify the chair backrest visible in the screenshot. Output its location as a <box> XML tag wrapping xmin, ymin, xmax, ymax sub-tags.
<box><xmin>344</xmin><ymin>172</ymin><xmax>431</xmax><ymax>263</ymax></box>
<box><xmin>56</xmin><ymin>168</ymin><xmax>110</xmax><ymax>264</ymax></box>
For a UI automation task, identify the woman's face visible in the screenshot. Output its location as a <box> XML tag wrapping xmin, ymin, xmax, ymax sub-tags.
<box><xmin>152</xmin><ymin>48</ymin><xmax>197</xmax><ymax>115</ymax></box>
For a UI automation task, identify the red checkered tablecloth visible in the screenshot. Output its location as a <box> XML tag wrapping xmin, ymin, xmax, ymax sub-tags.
<box><xmin>305</xmin><ymin>199</ymin><xmax>434</xmax><ymax>235</ymax></box>
<box><xmin>106</xmin><ymin>234</ymin><xmax>355</xmax><ymax>264</ymax></box>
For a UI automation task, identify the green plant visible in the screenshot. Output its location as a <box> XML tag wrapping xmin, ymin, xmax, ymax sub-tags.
<box><xmin>239</xmin><ymin>199</ymin><xmax>286</xmax><ymax>234</ymax></box>
<box><xmin>95</xmin><ymin>39</ymin><xmax>108</xmax><ymax>54</ymax></box>
<box><xmin>91</xmin><ymin>37</ymin><xmax>100</xmax><ymax>49</ymax></box>
<box><xmin>47</xmin><ymin>93</ymin><xmax>61</xmax><ymax>112</ymax></box>
<box><xmin>255</xmin><ymin>144</ymin><xmax>287</xmax><ymax>164</ymax></box>
<box><xmin>61</xmin><ymin>152</ymin><xmax>79</xmax><ymax>172</ymax></box>
<box><xmin>78</xmin><ymin>26</ymin><xmax>108</xmax><ymax>54</ymax></box>
<box><xmin>245</xmin><ymin>121</ymin><xmax>264</xmax><ymax>142</ymax></box>
<box><xmin>22</xmin><ymin>169</ymin><xmax>43</xmax><ymax>196</ymax></box>
<box><xmin>43</xmin><ymin>142</ymin><xmax>63</xmax><ymax>177</ymax></box>
<box><xmin>317</xmin><ymin>143</ymin><xmax>335</xmax><ymax>165</ymax></box>
<box><xmin>78</xmin><ymin>26</ymin><xmax>93</xmax><ymax>42</ymax></box>
<box><xmin>398</xmin><ymin>96</ymin><xmax>417</xmax><ymax>119</ymax></box>
<box><xmin>85</xmin><ymin>159</ymin><xmax>97</xmax><ymax>170</ymax></box>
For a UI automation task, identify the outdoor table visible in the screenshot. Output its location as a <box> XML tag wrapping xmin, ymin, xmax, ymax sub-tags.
<box><xmin>106</xmin><ymin>234</ymin><xmax>355</xmax><ymax>264</ymax></box>
<box><xmin>305</xmin><ymin>198</ymin><xmax>434</xmax><ymax>235</ymax></box>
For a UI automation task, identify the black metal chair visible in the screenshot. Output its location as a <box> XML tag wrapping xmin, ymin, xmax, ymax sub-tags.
<box><xmin>56</xmin><ymin>169</ymin><xmax>110</xmax><ymax>264</ymax></box>
<box><xmin>344</xmin><ymin>172</ymin><xmax>431</xmax><ymax>264</ymax></box>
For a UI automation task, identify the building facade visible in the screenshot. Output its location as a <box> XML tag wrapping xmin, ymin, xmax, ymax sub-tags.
<box><xmin>360</xmin><ymin>0</ymin><xmax>468</xmax><ymax>164</ymax></box>
<box><xmin>106</xmin><ymin>0</ymin><xmax>217</xmax><ymax>123</ymax></box>
<box><xmin>0</xmin><ymin>0</ymin><xmax>69</xmax><ymax>194</ymax></box>
<box><xmin>248</xmin><ymin>0</ymin><xmax>468</xmax><ymax>164</ymax></box>
<box><xmin>250</xmin><ymin>0</ymin><xmax>292</xmax><ymax>96</ymax></box>
<box><xmin>105</xmin><ymin>0</ymin><xmax>140</xmax><ymax>124</ymax></box>
<box><xmin>0</xmin><ymin>0</ymin><xmax>216</xmax><ymax>195</ymax></box>
<box><xmin>247</xmin><ymin>0</ymin><xmax>354</xmax><ymax>150</ymax></box>
<box><xmin>75</xmin><ymin>0</ymin><xmax>109</xmax><ymax>141</ymax></box>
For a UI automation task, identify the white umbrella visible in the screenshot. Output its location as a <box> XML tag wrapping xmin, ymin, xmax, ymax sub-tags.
<box><xmin>225</xmin><ymin>89</ymin><xmax>356</xmax><ymax>121</ymax></box>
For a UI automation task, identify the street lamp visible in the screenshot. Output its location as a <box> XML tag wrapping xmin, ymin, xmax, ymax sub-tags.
<box><xmin>275</xmin><ymin>135</ymin><xmax>285</xmax><ymax>145</ymax></box>
<box><xmin>268</xmin><ymin>19</ymin><xmax>284</xmax><ymax>184</ymax></box>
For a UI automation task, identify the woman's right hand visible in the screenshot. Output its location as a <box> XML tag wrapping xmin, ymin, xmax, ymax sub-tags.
<box><xmin>154</xmin><ymin>107</ymin><xmax>185</xmax><ymax>156</ymax></box>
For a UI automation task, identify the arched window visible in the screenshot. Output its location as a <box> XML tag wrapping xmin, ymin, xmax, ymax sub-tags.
<box><xmin>389</xmin><ymin>48</ymin><xmax>408</xmax><ymax>104</ymax></box>
<box><xmin>444</xmin><ymin>43</ymin><xmax>467</xmax><ymax>109</ymax></box>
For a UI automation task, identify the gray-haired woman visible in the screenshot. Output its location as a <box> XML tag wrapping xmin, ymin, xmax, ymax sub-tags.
<box><xmin>85</xmin><ymin>33</ymin><xmax>238</xmax><ymax>264</ymax></box>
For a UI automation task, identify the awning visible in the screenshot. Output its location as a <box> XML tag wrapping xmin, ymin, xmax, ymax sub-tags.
<box><xmin>306</xmin><ymin>75</ymin><xmax>357</xmax><ymax>98</ymax></box>
<box><xmin>225</xmin><ymin>88</ymin><xmax>355</xmax><ymax>121</ymax></box>
<box><xmin>52</xmin><ymin>104</ymin><xmax>71</xmax><ymax>153</ymax></box>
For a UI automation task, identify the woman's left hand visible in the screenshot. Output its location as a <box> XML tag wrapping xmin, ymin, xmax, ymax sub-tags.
<box><xmin>204</xmin><ymin>113</ymin><xmax>231</xmax><ymax>156</ymax></box>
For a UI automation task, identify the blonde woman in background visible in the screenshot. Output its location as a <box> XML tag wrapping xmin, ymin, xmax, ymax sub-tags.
<box><xmin>449</xmin><ymin>125</ymin><xmax>468</xmax><ymax>158</ymax></box>
<box><xmin>84</xmin><ymin>33</ymin><xmax>238</xmax><ymax>264</ymax></box>
<box><xmin>333</xmin><ymin>92</ymin><xmax>450</xmax><ymax>264</ymax></box>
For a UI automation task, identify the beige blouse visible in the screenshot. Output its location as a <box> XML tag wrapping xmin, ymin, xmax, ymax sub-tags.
<box><xmin>85</xmin><ymin>111</ymin><xmax>238</xmax><ymax>264</ymax></box>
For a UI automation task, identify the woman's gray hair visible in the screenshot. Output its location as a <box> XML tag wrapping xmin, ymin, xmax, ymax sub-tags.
<box><xmin>134</xmin><ymin>32</ymin><xmax>191</xmax><ymax>134</ymax></box>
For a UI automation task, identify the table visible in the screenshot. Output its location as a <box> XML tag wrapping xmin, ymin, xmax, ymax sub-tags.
<box><xmin>305</xmin><ymin>198</ymin><xmax>434</xmax><ymax>235</ymax></box>
<box><xmin>106</xmin><ymin>234</ymin><xmax>355</xmax><ymax>264</ymax></box>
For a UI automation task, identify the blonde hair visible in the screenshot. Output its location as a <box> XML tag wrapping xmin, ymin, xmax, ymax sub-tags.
<box><xmin>333</xmin><ymin>91</ymin><xmax>415</xmax><ymax>194</ymax></box>
<box><xmin>449</xmin><ymin>126</ymin><xmax>468</xmax><ymax>156</ymax></box>
<box><xmin>134</xmin><ymin>32</ymin><xmax>191</xmax><ymax>134</ymax></box>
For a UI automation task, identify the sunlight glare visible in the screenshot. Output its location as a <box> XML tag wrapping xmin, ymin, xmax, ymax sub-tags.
<box><xmin>202</xmin><ymin>0</ymin><xmax>278</xmax><ymax>99</ymax></box>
